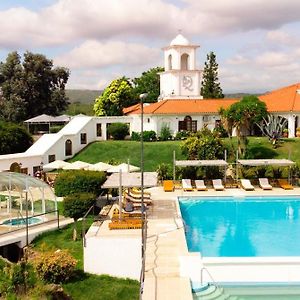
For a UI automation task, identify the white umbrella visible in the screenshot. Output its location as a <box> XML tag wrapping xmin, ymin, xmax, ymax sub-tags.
<box><xmin>63</xmin><ymin>161</ymin><xmax>93</xmax><ymax>170</ymax></box>
<box><xmin>42</xmin><ymin>160</ymin><xmax>72</xmax><ymax>171</ymax></box>
<box><xmin>87</xmin><ymin>162</ymin><xmax>113</xmax><ymax>172</ymax></box>
<box><xmin>106</xmin><ymin>163</ymin><xmax>140</xmax><ymax>173</ymax></box>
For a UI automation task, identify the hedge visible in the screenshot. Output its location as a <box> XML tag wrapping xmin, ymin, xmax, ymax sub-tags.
<box><xmin>54</xmin><ymin>170</ymin><xmax>106</xmax><ymax>197</ymax></box>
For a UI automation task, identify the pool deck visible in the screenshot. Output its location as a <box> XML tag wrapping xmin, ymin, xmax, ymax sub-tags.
<box><xmin>142</xmin><ymin>185</ymin><xmax>300</xmax><ymax>299</ymax></box>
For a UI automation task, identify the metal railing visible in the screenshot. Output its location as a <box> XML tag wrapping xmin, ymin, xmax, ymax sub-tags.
<box><xmin>200</xmin><ymin>267</ymin><xmax>220</xmax><ymax>290</ymax></box>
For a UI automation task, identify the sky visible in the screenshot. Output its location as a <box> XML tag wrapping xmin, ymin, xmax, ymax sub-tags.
<box><xmin>0</xmin><ymin>0</ymin><xmax>300</xmax><ymax>93</ymax></box>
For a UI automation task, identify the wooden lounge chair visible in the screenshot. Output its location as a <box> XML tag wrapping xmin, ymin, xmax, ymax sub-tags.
<box><xmin>182</xmin><ymin>179</ymin><xmax>193</xmax><ymax>191</ymax></box>
<box><xmin>240</xmin><ymin>179</ymin><xmax>255</xmax><ymax>191</ymax></box>
<box><xmin>109</xmin><ymin>219</ymin><xmax>142</xmax><ymax>230</ymax></box>
<box><xmin>163</xmin><ymin>180</ymin><xmax>174</xmax><ymax>192</ymax></box>
<box><xmin>130</xmin><ymin>188</ymin><xmax>151</xmax><ymax>198</ymax></box>
<box><xmin>259</xmin><ymin>178</ymin><xmax>272</xmax><ymax>190</ymax></box>
<box><xmin>195</xmin><ymin>180</ymin><xmax>207</xmax><ymax>191</ymax></box>
<box><xmin>124</xmin><ymin>192</ymin><xmax>152</xmax><ymax>205</ymax></box>
<box><xmin>278</xmin><ymin>179</ymin><xmax>293</xmax><ymax>190</ymax></box>
<box><xmin>212</xmin><ymin>179</ymin><xmax>225</xmax><ymax>191</ymax></box>
<box><xmin>112</xmin><ymin>205</ymin><xmax>142</xmax><ymax>218</ymax></box>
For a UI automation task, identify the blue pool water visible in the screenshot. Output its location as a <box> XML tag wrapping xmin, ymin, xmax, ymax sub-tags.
<box><xmin>2</xmin><ymin>217</ymin><xmax>42</xmax><ymax>226</ymax></box>
<box><xmin>179</xmin><ymin>196</ymin><xmax>300</xmax><ymax>257</ymax></box>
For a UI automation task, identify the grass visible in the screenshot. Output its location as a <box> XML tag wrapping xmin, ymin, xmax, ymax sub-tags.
<box><xmin>70</xmin><ymin>138</ymin><xmax>300</xmax><ymax>172</ymax></box>
<box><xmin>31</xmin><ymin>220</ymin><xmax>140</xmax><ymax>300</ymax></box>
<box><xmin>71</xmin><ymin>140</ymin><xmax>185</xmax><ymax>171</ymax></box>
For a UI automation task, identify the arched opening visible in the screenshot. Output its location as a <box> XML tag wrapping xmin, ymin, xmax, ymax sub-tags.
<box><xmin>168</xmin><ymin>54</ymin><xmax>172</xmax><ymax>70</ymax></box>
<box><xmin>181</xmin><ymin>53</ymin><xmax>189</xmax><ymax>70</ymax></box>
<box><xmin>178</xmin><ymin>116</ymin><xmax>197</xmax><ymax>132</ymax></box>
<box><xmin>65</xmin><ymin>139</ymin><xmax>72</xmax><ymax>156</ymax></box>
<box><xmin>10</xmin><ymin>162</ymin><xmax>21</xmax><ymax>173</ymax></box>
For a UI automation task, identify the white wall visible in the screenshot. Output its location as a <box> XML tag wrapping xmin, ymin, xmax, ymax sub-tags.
<box><xmin>84</xmin><ymin>234</ymin><xmax>141</xmax><ymax>280</ymax></box>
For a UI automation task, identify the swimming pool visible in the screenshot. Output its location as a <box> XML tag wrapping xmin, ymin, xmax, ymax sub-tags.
<box><xmin>1</xmin><ymin>216</ymin><xmax>43</xmax><ymax>226</ymax></box>
<box><xmin>179</xmin><ymin>196</ymin><xmax>300</xmax><ymax>257</ymax></box>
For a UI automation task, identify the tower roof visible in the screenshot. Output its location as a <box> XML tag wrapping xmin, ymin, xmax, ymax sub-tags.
<box><xmin>170</xmin><ymin>34</ymin><xmax>190</xmax><ymax>46</ymax></box>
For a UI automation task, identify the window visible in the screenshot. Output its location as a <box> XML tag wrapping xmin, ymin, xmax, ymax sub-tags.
<box><xmin>147</xmin><ymin>118</ymin><xmax>150</xmax><ymax>123</ymax></box>
<box><xmin>96</xmin><ymin>123</ymin><xmax>102</xmax><ymax>137</ymax></box>
<box><xmin>203</xmin><ymin>116</ymin><xmax>211</xmax><ymax>122</ymax></box>
<box><xmin>81</xmin><ymin>133</ymin><xmax>87</xmax><ymax>144</ymax></box>
<box><xmin>181</xmin><ymin>53</ymin><xmax>189</xmax><ymax>70</ymax></box>
<box><xmin>65</xmin><ymin>139</ymin><xmax>72</xmax><ymax>156</ymax></box>
<box><xmin>178</xmin><ymin>116</ymin><xmax>197</xmax><ymax>132</ymax></box>
<box><xmin>168</xmin><ymin>54</ymin><xmax>172</xmax><ymax>70</ymax></box>
<box><xmin>48</xmin><ymin>155</ymin><xmax>56</xmax><ymax>163</ymax></box>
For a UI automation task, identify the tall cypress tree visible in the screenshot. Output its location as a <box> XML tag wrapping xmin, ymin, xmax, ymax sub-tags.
<box><xmin>200</xmin><ymin>51</ymin><xmax>224</xmax><ymax>99</ymax></box>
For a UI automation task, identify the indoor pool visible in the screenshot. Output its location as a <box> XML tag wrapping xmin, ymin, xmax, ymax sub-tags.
<box><xmin>2</xmin><ymin>216</ymin><xmax>42</xmax><ymax>226</ymax></box>
<box><xmin>179</xmin><ymin>196</ymin><xmax>300</xmax><ymax>257</ymax></box>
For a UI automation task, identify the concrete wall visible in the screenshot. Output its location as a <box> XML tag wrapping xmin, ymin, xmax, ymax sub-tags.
<box><xmin>84</xmin><ymin>234</ymin><xmax>141</xmax><ymax>280</ymax></box>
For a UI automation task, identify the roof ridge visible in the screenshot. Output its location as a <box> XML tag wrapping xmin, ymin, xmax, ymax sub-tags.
<box><xmin>151</xmin><ymin>99</ymin><xmax>168</xmax><ymax>113</ymax></box>
<box><xmin>292</xmin><ymin>83</ymin><xmax>300</xmax><ymax>111</ymax></box>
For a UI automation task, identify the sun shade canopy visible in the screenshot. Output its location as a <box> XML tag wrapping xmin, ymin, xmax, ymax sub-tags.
<box><xmin>175</xmin><ymin>160</ymin><xmax>228</xmax><ymax>167</ymax></box>
<box><xmin>237</xmin><ymin>159</ymin><xmax>295</xmax><ymax>167</ymax></box>
<box><xmin>102</xmin><ymin>172</ymin><xmax>157</xmax><ymax>189</ymax></box>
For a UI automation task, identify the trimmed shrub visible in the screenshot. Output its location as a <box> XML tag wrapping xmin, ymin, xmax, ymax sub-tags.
<box><xmin>131</xmin><ymin>131</ymin><xmax>140</xmax><ymax>141</ymax></box>
<box><xmin>175</xmin><ymin>130</ymin><xmax>190</xmax><ymax>140</ymax></box>
<box><xmin>107</xmin><ymin>123</ymin><xmax>129</xmax><ymax>140</ymax></box>
<box><xmin>54</xmin><ymin>170</ymin><xmax>106</xmax><ymax>197</ymax></box>
<box><xmin>34</xmin><ymin>250</ymin><xmax>77</xmax><ymax>283</ymax></box>
<box><xmin>63</xmin><ymin>192</ymin><xmax>96</xmax><ymax>221</ymax></box>
<box><xmin>143</xmin><ymin>130</ymin><xmax>156</xmax><ymax>141</ymax></box>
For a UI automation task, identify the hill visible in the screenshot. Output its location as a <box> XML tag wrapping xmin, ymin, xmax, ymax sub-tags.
<box><xmin>66</xmin><ymin>89</ymin><xmax>102</xmax><ymax>104</ymax></box>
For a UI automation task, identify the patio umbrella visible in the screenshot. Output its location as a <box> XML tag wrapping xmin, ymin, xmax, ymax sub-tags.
<box><xmin>106</xmin><ymin>163</ymin><xmax>140</xmax><ymax>173</ymax></box>
<box><xmin>86</xmin><ymin>162</ymin><xmax>113</xmax><ymax>172</ymax></box>
<box><xmin>42</xmin><ymin>160</ymin><xmax>72</xmax><ymax>171</ymax></box>
<box><xmin>62</xmin><ymin>161</ymin><xmax>93</xmax><ymax>170</ymax></box>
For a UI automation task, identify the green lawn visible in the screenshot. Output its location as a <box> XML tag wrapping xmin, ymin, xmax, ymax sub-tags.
<box><xmin>71</xmin><ymin>140</ymin><xmax>185</xmax><ymax>171</ymax></box>
<box><xmin>31</xmin><ymin>220</ymin><xmax>139</xmax><ymax>300</ymax></box>
<box><xmin>70</xmin><ymin>138</ymin><xmax>300</xmax><ymax>171</ymax></box>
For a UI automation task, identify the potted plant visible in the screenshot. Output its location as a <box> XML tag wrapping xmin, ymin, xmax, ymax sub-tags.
<box><xmin>282</xmin><ymin>128</ymin><xmax>289</xmax><ymax>138</ymax></box>
<box><xmin>296</xmin><ymin>128</ymin><xmax>300</xmax><ymax>137</ymax></box>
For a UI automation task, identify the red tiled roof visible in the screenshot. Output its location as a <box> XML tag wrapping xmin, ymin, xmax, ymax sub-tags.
<box><xmin>124</xmin><ymin>98</ymin><xmax>238</xmax><ymax>115</ymax></box>
<box><xmin>259</xmin><ymin>82</ymin><xmax>300</xmax><ymax>112</ymax></box>
<box><xmin>123</xmin><ymin>103</ymin><xmax>140</xmax><ymax>114</ymax></box>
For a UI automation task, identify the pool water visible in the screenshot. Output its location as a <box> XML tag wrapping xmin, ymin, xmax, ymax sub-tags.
<box><xmin>193</xmin><ymin>284</ymin><xmax>300</xmax><ymax>299</ymax></box>
<box><xmin>2</xmin><ymin>217</ymin><xmax>42</xmax><ymax>226</ymax></box>
<box><xmin>179</xmin><ymin>196</ymin><xmax>300</xmax><ymax>257</ymax></box>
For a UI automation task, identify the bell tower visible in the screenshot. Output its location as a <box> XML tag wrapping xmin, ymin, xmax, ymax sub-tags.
<box><xmin>159</xmin><ymin>34</ymin><xmax>202</xmax><ymax>100</ymax></box>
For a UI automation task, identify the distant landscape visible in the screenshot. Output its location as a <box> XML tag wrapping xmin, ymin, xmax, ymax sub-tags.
<box><xmin>64</xmin><ymin>89</ymin><xmax>264</xmax><ymax>116</ymax></box>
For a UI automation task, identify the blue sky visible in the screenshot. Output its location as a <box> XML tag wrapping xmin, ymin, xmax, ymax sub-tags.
<box><xmin>0</xmin><ymin>0</ymin><xmax>300</xmax><ymax>93</ymax></box>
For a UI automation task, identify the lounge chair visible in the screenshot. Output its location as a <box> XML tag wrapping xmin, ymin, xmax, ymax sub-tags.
<box><xmin>212</xmin><ymin>179</ymin><xmax>225</xmax><ymax>191</ymax></box>
<box><xmin>163</xmin><ymin>180</ymin><xmax>174</xmax><ymax>192</ymax></box>
<box><xmin>131</xmin><ymin>188</ymin><xmax>151</xmax><ymax>198</ymax></box>
<box><xmin>109</xmin><ymin>219</ymin><xmax>142</xmax><ymax>230</ymax></box>
<box><xmin>259</xmin><ymin>178</ymin><xmax>272</xmax><ymax>190</ymax></box>
<box><xmin>240</xmin><ymin>179</ymin><xmax>255</xmax><ymax>191</ymax></box>
<box><xmin>111</xmin><ymin>205</ymin><xmax>142</xmax><ymax>218</ymax></box>
<box><xmin>195</xmin><ymin>180</ymin><xmax>207</xmax><ymax>191</ymax></box>
<box><xmin>182</xmin><ymin>179</ymin><xmax>193</xmax><ymax>191</ymax></box>
<box><xmin>278</xmin><ymin>179</ymin><xmax>293</xmax><ymax>190</ymax></box>
<box><xmin>124</xmin><ymin>192</ymin><xmax>152</xmax><ymax>205</ymax></box>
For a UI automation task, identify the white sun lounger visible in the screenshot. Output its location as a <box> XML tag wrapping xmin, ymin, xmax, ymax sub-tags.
<box><xmin>182</xmin><ymin>179</ymin><xmax>193</xmax><ymax>191</ymax></box>
<box><xmin>240</xmin><ymin>179</ymin><xmax>255</xmax><ymax>191</ymax></box>
<box><xmin>195</xmin><ymin>180</ymin><xmax>207</xmax><ymax>191</ymax></box>
<box><xmin>212</xmin><ymin>179</ymin><xmax>224</xmax><ymax>191</ymax></box>
<box><xmin>259</xmin><ymin>178</ymin><xmax>272</xmax><ymax>190</ymax></box>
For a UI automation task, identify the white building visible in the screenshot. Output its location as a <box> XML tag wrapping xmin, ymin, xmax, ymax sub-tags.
<box><xmin>0</xmin><ymin>34</ymin><xmax>300</xmax><ymax>174</ymax></box>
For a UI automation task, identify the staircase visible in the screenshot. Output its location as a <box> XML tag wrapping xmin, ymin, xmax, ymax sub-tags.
<box><xmin>193</xmin><ymin>283</ymin><xmax>237</xmax><ymax>300</ymax></box>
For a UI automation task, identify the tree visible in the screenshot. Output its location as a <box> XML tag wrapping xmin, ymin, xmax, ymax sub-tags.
<box><xmin>0</xmin><ymin>121</ymin><xmax>33</xmax><ymax>154</ymax></box>
<box><xmin>94</xmin><ymin>77</ymin><xmax>134</xmax><ymax>116</ymax></box>
<box><xmin>63</xmin><ymin>192</ymin><xmax>95</xmax><ymax>241</ymax></box>
<box><xmin>220</xmin><ymin>95</ymin><xmax>267</xmax><ymax>156</ymax></box>
<box><xmin>132</xmin><ymin>67</ymin><xmax>163</xmax><ymax>103</ymax></box>
<box><xmin>0</xmin><ymin>51</ymin><xmax>69</xmax><ymax>122</ymax></box>
<box><xmin>200</xmin><ymin>51</ymin><xmax>224</xmax><ymax>99</ymax></box>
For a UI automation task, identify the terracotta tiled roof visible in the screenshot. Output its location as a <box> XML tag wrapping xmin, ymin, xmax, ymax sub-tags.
<box><xmin>259</xmin><ymin>82</ymin><xmax>300</xmax><ymax>112</ymax></box>
<box><xmin>124</xmin><ymin>98</ymin><xmax>238</xmax><ymax>115</ymax></box>
<box><xmin>123</xmin><ymin>103</ymin><xmax>140</xmax><ymax>114</ymax></box>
